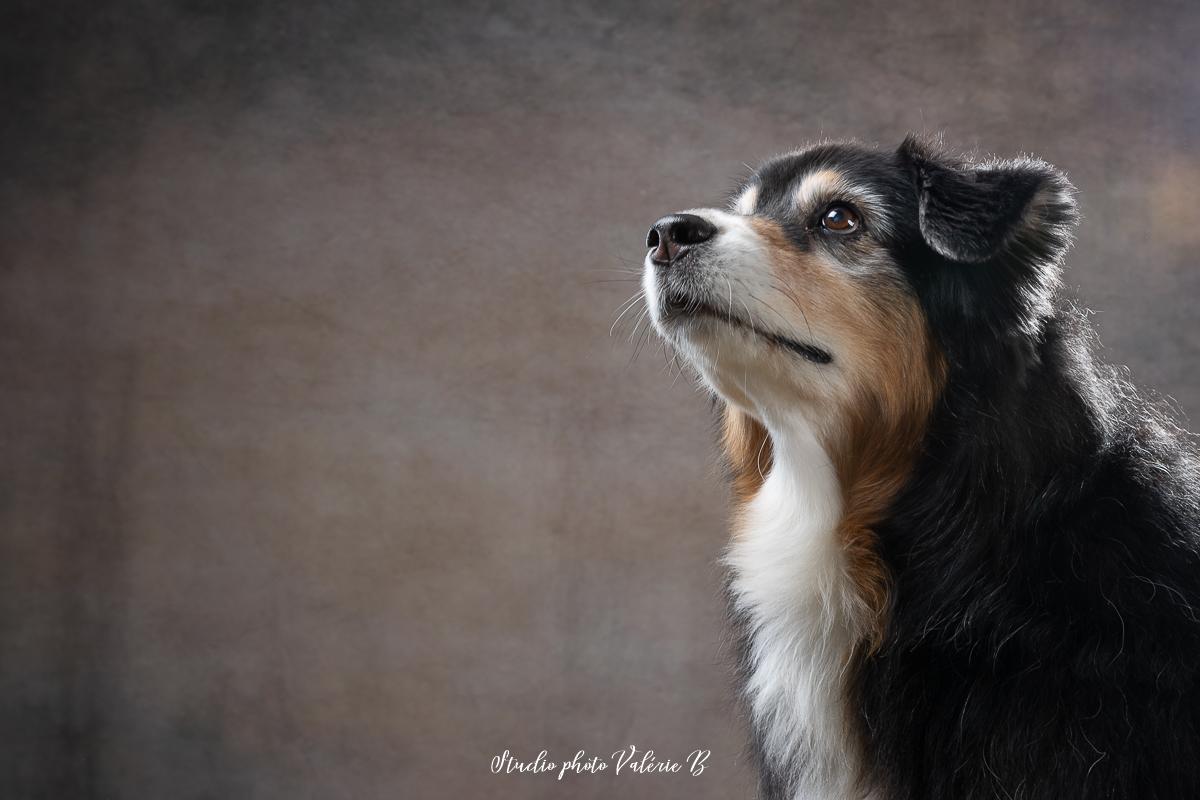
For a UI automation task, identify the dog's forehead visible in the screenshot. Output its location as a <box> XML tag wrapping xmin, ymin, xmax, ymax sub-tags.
<box><xmin>748</xmin><ymin>144</ymin><xmax>903</xmax><ymax>205</ymax></box>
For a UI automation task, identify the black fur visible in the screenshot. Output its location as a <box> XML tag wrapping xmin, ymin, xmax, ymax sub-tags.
<box><xmin>740</xmin><ymin>139</ymin><xmax>1200</xmax><ymax>798</ymax></box>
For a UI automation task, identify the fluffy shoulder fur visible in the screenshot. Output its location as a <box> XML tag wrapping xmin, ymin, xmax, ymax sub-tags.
<box><xmin>866</xmin><ymin>139</ymin><xmax>1200</xmax><ymax>799</ymax></box>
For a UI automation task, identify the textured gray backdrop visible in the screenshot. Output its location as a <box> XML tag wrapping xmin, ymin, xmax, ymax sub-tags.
<box><xmin>2</xmin><ymin>1</ymin><xmax>1199</xmax><ymax>798</ymax></box>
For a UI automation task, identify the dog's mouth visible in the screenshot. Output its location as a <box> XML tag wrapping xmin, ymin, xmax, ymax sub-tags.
<box><xmin>660</xmin><ymin>291</ymin><xmax>833</xmax><ymax>365</ymax></box>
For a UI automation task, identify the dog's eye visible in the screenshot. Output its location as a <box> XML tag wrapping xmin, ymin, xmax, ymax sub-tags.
<box><xmin>820</xmin><ymin>204</ymin><xmax>859</xmax><ymax>233</ymax></box>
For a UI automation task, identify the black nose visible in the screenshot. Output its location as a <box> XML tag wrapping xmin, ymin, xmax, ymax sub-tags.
<box><xmin>646</xmin><ymin>213</ymin><xmax>716</xmax><ymax>265</ymax></box>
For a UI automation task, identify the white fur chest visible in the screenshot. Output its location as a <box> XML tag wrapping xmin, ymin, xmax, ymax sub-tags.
<box><xmin>724</xmin><ymin>421</ymin><xmax>868</xmax><ymax>799</ymax></box>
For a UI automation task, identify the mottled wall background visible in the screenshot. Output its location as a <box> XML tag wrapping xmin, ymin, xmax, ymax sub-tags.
<box><xmin>2</xmin><ymin>1</ymin><xmax>1198</xmax><ymax>798</ymax></box>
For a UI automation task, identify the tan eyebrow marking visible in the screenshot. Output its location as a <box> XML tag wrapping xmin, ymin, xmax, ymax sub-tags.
<box><xmin>793</xmin><ymin>169</ymin><xmax>845</xmax><ymax>210</ymax></box>
<box><xmin>793</xmin><ymin>168</ymin><xmax>892</xmax><ymax>236</ymax></box>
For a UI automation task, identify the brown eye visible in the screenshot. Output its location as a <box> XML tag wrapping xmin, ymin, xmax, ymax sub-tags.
<box><xmin>820</xmin><ymin>204</ymin><xmax>859</xmax><ymax>233</ymax></box>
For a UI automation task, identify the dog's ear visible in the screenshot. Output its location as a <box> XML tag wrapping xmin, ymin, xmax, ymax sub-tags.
<box><xmin>898</xmin><ymin>135</ymin><xmax>1078</xmax><ymax>265</ymax></box>
<box><xmin>897</xmin><ymin>136</ymin><xmax>1079</xmax><ymax>339</ymax></box>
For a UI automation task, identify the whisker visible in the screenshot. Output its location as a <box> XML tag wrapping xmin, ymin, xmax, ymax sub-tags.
<box><xmin>610</xmin><ymin>291</ymin><xmax>647</xmax><ymax>336</ymax></box>
<box><xmin>626</xmin><ymin>307</ymin><xmax>651</xmax><ymax>346</ymax></box>
<box><xmin>770</xmin><ymin>280</ymin><xmax>816</xmax><ymax>340</ymax></box>
<box><xmin>585</xmin><ymin>278</ymin><xmax>642</xmax><ymax>286</ymax></box>
<box><xmin>670</xmin><ymin>349</ymin><xmax>689</xmax><ymax>387</ymax></box>
<box><xmin>629</xmin><ymin>312</ymin><xmax>656</xmax><ymax>365</ymax></box>
<box><xmin>746</xmin><ymin>290</ymin><xmax>789</xmax><ymax>327</ymax></box>
<box><xmin>588</xmin><ymin>266</ymin><xmax>644</xmax><ymax>276</ymax></box>
<box><xmin>735</xmin><ymin>296</ymin><xmax>759</xmax><ymax>333</ymax></box>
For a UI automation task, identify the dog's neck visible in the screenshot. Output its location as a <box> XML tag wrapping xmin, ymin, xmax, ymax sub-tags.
<box><xmin>726</xmin><ymin>409</ymin><xmax>871</xmax><ymax>800</ymax></box>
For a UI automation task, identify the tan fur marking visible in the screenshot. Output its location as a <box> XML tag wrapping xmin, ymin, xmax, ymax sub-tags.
<box><xmin>722</xmin><ymin>406</ymin><xmax>773</xmax><ymax>505</ymax></box>
<box><xmin>793</xmin><ymin>169</ymin><xmax>843</xmax><ymax>209</ymax></box>
<box><xmin>744</xmin><ymin>218</ymin><xmax>947</xmax><ymax>650</ymax></box>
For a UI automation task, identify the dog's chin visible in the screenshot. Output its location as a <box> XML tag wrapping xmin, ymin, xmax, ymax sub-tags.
<box><xmin>654</xmin><ymin>295</ymin><xmax>750</xmax><ymax>355</ymax></box>
<box><xmin>655</xmin><ymin>296</ymin><xmax>731</xmax><ymax>337</ymax></box>
<box><xmin>661</xmin><ymin>311</ymin><xmax>758</xmax><ymax>363</ymax></box>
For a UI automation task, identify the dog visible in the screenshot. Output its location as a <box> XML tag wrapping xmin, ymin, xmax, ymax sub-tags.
<box><xmin>638</xmin><ymin>136</ymin><xmax>1200</xmax><ymax>799</ymax></box>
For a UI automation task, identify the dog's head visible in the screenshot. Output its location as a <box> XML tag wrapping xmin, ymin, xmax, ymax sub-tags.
<box><xmin>643</xmin><ymin>137</ymin><xmax>1079</xmax><ymax>448</ymax></box>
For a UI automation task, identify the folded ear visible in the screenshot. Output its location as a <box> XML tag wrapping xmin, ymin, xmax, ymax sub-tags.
<box><xmin>897</xmin><ymin>136</ymin><xmax>1080</xmax><ymax>340</ymax></box>
<box><xmin>898</xmin><ymin>135</ymin><xmax>1079</xmax><ymax>265</ymax></box>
